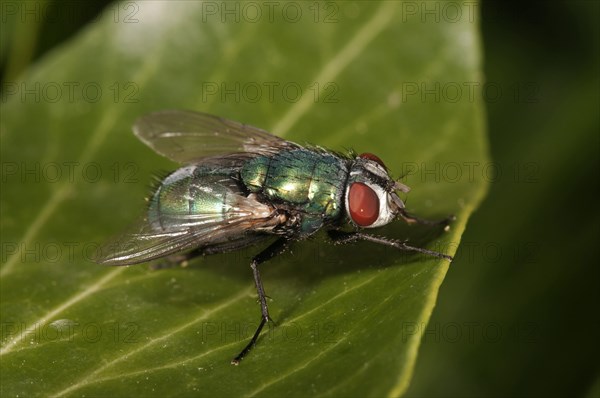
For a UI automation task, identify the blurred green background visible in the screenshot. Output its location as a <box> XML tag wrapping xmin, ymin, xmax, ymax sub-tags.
<box><xmin>1</xmin><ymin>0</ymin><xmax>598</xmax><ymax>396</ymax></box>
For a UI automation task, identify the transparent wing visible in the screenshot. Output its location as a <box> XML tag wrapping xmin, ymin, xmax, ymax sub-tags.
<box><xmin>95</xmin><ymin>194</ymin><xmax>279</xmax><ymax>265</ymax></box>
<box><xmin>133</xmin><ymin>110</ymin><xmax>299</xmax><ymax>164</ymax></box>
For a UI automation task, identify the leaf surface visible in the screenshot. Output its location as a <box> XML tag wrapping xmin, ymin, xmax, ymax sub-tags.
<box><xmin>0</xmin><ymin>2</ymin><xmax>488</xmax><ymax>396</ymax></box>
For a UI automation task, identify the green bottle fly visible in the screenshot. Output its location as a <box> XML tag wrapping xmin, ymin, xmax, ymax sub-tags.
<box><xmin>96</xmin><ymin>110</ymin><xmax>453</xmax><ymax>365</ymax></box>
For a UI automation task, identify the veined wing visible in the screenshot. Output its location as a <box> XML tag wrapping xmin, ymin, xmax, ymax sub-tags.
<box><xmin>133</xmin><ymin>110</ymin><xmax>299</xmax><ymax>164</ymax></box>
<box><xmin>95</xmin><ymin>193</ymin><xmax>279</xmax><ymax>265</ymax></box>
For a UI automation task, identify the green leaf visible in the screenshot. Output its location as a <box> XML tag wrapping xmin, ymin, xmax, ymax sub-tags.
<box><xmin>0</xmin><ymin>1</ymin><xmax>488</xmax><ymax>396</ymax></box>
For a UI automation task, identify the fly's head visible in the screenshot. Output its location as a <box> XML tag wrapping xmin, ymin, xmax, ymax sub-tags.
<box><xmin>345</xmin><ymin>153</ymin><xmax>410</xmax><ymax>229</ymax></box>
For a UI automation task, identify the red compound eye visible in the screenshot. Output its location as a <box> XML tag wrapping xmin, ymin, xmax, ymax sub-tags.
<box><xmin>348</xmin><ymin>182</ymin><xmax>380</xmax><ymax>226</ymax></box>
<box><xmin>359</xmin><ymin>152</ymin><xmax>387</xmax><ymax>169</ymax></box>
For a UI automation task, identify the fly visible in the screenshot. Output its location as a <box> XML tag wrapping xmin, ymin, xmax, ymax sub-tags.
<box><xmin>95</xmin><ymin>110</ymin><xmax>454</xmax><ymax>365</ymax></box>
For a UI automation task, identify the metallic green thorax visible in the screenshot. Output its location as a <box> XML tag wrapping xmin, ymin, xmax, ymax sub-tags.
<box><xmin>241</xmin><ymin>149</ymin><xmax>350</xmax><ymax>233</ymax></box>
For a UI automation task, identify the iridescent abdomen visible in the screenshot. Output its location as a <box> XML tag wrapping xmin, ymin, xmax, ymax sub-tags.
<box><xmin>241</xmin><ymin>149</ymin><xmax>349</xmax><ymax>232</ymax></box>
<box><xmin>148</xmin><ymin>164</ymin><xmax>242</xmax><ymax>231</ymax></box>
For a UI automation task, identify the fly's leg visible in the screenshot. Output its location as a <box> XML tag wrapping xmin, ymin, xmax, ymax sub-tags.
<box><xmin>231</xmin><ymin>237</ymin><xmax>292</xmax><ymax>365</ymax></box>
<box><xmin>398</xmin><ymin>208</ymin><xmax>455</xmax><ymax>229</ymax></box>
<box><xmin>328</xmin><ymin>231</ymin><xmax>453</xmax><ymax>261</ymax></box>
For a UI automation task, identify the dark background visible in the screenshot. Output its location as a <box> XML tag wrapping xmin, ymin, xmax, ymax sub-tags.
<box><xmin>2</xmin><ymin>1</ymin><xmax>598</xmax><ymax>396</ymax></box>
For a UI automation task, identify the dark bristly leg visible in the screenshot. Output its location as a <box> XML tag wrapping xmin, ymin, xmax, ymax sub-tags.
<box><xmin>328</xmin><ymin>230</ymin><xmax>453</xmax><ymax>261</ymax></box>
<box><xmin>398</xmin><ymin>208</ymin><xmax>455</xmax><ymax>228</ymax></box>
<box><xmin>231</xmin><ymin>237</ymin><xmax>291</xmax><ymax>365</ymax></box>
